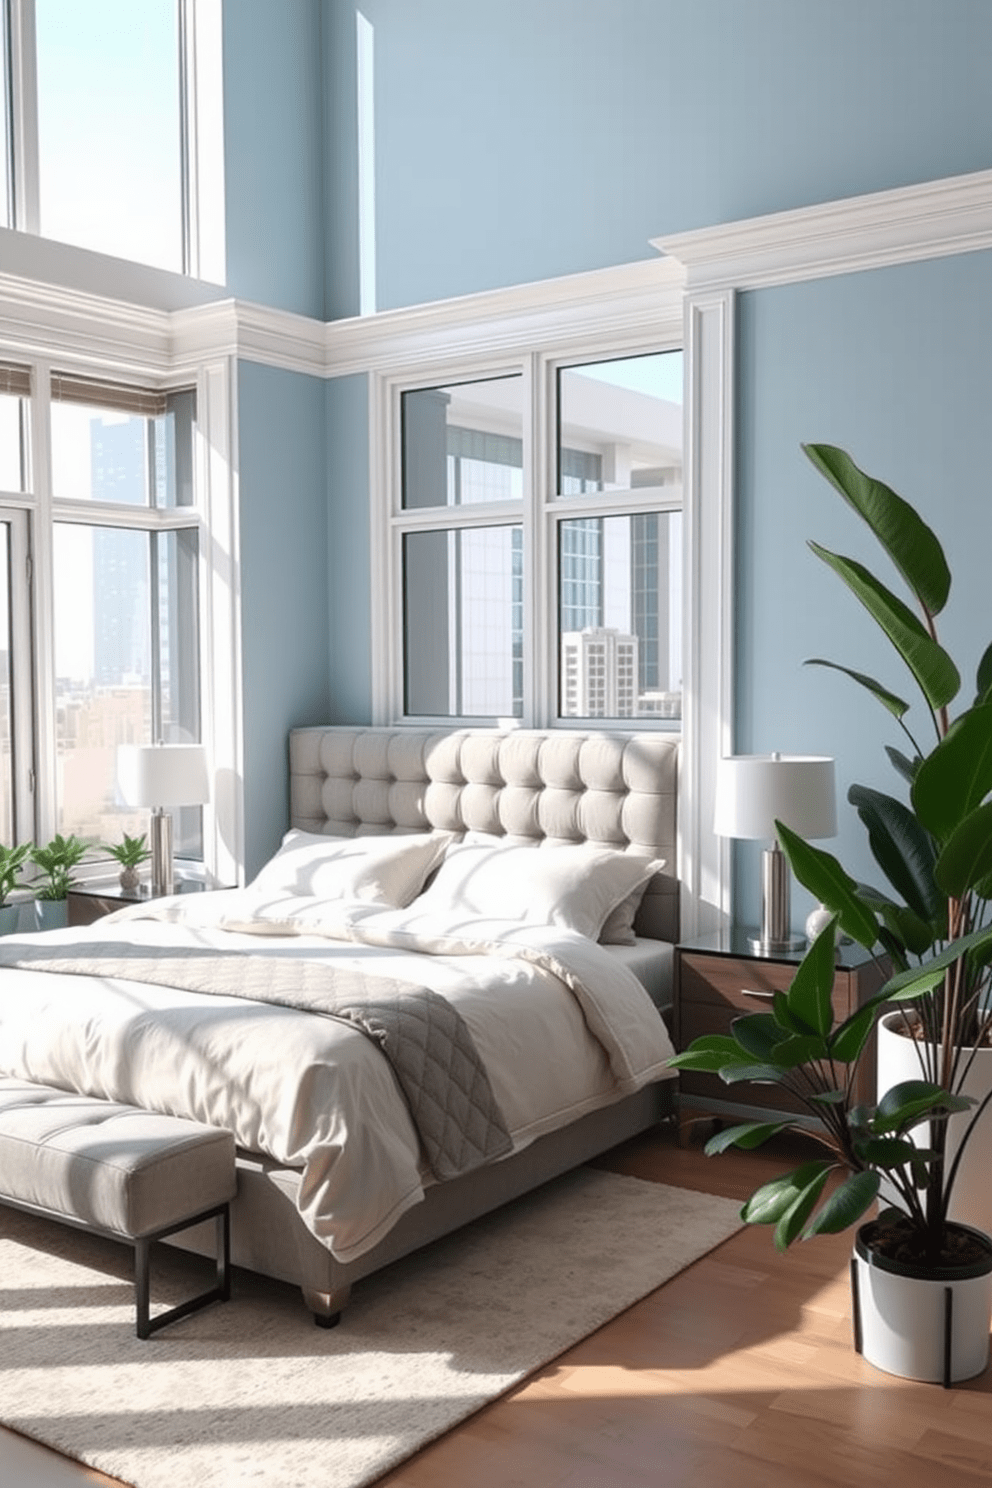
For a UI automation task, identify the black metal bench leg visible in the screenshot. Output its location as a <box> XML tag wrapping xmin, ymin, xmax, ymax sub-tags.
<box><xmin>135</xmin><ymin>1202</ymin><xmax>231</xmax><ymax>1339</ymax></box>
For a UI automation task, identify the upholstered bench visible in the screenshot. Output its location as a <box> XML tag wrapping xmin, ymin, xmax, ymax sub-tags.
<box><xmin>0</xmin><ymin>1077</ymin><xmax>236</xmax><ymax>1338</ymax></box>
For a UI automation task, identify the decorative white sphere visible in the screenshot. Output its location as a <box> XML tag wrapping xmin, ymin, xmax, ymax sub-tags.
<box><xmin>805</xmin><ymin>902</ymin><xmax>835</xmax><ymax>942</ymax></box>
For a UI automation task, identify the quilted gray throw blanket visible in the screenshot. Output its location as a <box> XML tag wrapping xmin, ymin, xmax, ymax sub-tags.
<box><xmin>0</xmin><ymin>941</ymin><xmax>513</xmax><ymax>1180</ymax></box>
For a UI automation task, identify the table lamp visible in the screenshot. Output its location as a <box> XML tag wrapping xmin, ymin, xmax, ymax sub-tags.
<box><xmin>117</xmin><ymin>743</ymin><xmax>210</xmax><ymax>896</ymax></box>
<box><xmin>714</xmin><ymin>752</ymin><xmax>837</xmax><ymax>953</ymax></box>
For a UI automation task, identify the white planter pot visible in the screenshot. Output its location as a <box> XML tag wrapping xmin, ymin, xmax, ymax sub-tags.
<box><xmin>877</xmin><ymin>1011</ymin><xmax>992</xmax><ymax>1236</ymax></box>
<box><xmin>852</xmin><ymin>1221</ymin><xmax>992</xmax><ymax>1384</ymax></box>
<box><xmin>0</xmin><ymin>903</ymin><xmax>18</xmax><ymax>935</ymax></box>
<box><xmin>32</xmin><ymin>898</ymin><xmax>68</xmax><ymax>932</ymax></box>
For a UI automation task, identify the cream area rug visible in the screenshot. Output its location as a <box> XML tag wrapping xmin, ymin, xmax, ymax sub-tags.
<box><xmin>0</xmin><ymin>1169</ymin><xmax>741</xmax><ymax>1488</ymax></box>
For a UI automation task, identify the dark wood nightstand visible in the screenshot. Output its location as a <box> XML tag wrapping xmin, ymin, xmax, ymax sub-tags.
<box><xmin>674</xmin><ymin>928</ymin><xmax>888</xmax><ymax>1124</ymax></box>
<box><xmin>67</xmin><ymin>878</ymin><xmax>221</xmax><ymax>926</ymax></box>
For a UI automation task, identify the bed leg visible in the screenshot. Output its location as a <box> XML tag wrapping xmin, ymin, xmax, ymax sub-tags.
<box><xmin>302</xmin><ymin>1283</ymin><xmax>351</xmax><ymax>1328</ymax></box>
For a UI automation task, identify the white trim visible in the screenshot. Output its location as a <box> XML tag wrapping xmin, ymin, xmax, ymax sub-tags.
<box><xmin>3</xmin><ymin>505</ymin><xmax>33</xmax><ymax>837</ymax></box>
<box><xmin>678</xmin><ymin>290</ymin><xmax>735</xmax><ymax>938</ymax></box>
<box><xmin>6</xmin><ymin>0</ymin><xmax>38</xmax><ymax>234</ymax></box>
<box><xmin>183</xmin><ymin>0</ymin><xmax>226</xmax><ymax>286</ymax></box>
<box><xmin>653</xmin><ymin>167</ymin><xmax>992</xmax><ymax>292</ymax></box>
<box><xmin>195</xmin><ymin>357</ymin><xmax>242</xmax><ymax>886</ymax></box>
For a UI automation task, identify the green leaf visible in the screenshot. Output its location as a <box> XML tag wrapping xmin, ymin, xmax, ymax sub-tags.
<box><xmin>879</xmin><ymin>928</ymin><xmax>992</xmax><ymax>1001</ymax></box>
<box><xmin>803</xmin><ymin>1170</ymin><xmax>881</xmax><ymax>1238</ymax></box>
<box><xmin>776</xmin><ymin>821</ymin><xmax>880</xmax><ymax>949</ymax></box>
<box><xmin>854</xmin><ymin>1136</ymin><xmax>929</xmax><ymax>1168</ymax></box>
<box><xmin>768</xmin><ymin>1032</ymin><xmax>830</xmax><ymax>1069</ymax></box>
<box><xmin>855</xmin><ymin>883</ymin><xmax>934</xmax><ymax>959</ymax></box>
<box><xmin>976</xmin><ymin>641</ymin><xmax>992</xmax><ymax>705</ymax></box>
<box><xmin>729</xmin><ymin>1013</ymin><xmax>782</xmax><ymax>1061</ymax></box>
<box><xmin>804</xmin><ymin>658</ymin><xmax>910</xmax><ymax>720</ymax></box>
<box><xmin>667</xmin><ymin>1034</ymin><xmax>752</xmax><ymax>1073</ymax></box>
<box><xmin>802</xmin><ymin>444</ymin><xmax>951</xmax><ymax>615</ymax></box>
<box><xmin>786</xmin><ymin>917</ymin><xmax>837</xmax><ymax>1038</ymax></box>
<box><xmin>912</xmin><ymin>704</ymin><xmax>992</xmax><ymax>843</ymax></box>
<box><xmin>774</xmin><ymin>1167</ymin><xmax>833</xmax><ymax>1251</ymax></box>
<box><xmin>885</xmin><ymin>746</ymin><xmax>921</xmax><ymax>785</ymax></box>
<box><xmin>872</xmin><ymin>1080</ymin><xmax>964</xmax><ymax>1134</ymax></box>
<box><xmin>741</xmin><ymin>1161</ymin><xmax>832</xmax><ymax>1227</ymax></box>
<box><xmin>847</xmin><ymin>784</ymin><xmax>943</xmax><ymax>926</ymax></box>
<box><xmin>934</xmin><ymin>800</ymin><xmax>992</xmax><ymax>899</ymax></box>
<box><xmin>809</xmin><ymin>543</ymin><xmax>960</xmax><ymax>711</ymax></box>
<box><xmin>772</xmin><ymin>988</ymin><xmax>810</xmax><ymax>1035</ymax></box>
<box><xmin>828</xmin><ymin>1001</ymin><xmax>878</xmax><ymax>1064</ymax></box>
<box><xmin>703</xmin><ymin>1121</ymin><xmax>789</xmax><ymax>1155</ymax></box>
<box><xmin>721</xmin><ymin>1063</ymin><xmax>791</xmax><ymax>1086</ymax></box>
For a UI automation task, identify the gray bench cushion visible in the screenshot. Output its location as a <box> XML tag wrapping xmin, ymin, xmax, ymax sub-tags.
<box><xmin>0</xmin><ymin>1078</ymin><xmax>236</xmax><ymax>1239</ymax></box>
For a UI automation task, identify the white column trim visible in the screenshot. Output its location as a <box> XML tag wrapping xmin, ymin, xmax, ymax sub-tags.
<box><xmin>196</xmin><ymin>357</ymin><xmax>243</xmax><ymax>886</ymax></box>
<box><xmin>678</xmin><ymin>289</ymin><xmax>735</xmax><ymax>938</ymax></box>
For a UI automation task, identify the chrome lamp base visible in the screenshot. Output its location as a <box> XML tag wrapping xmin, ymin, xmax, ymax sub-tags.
<box><xmin>149</xmin><ymin>809</ymin><xmax>174</xmax><ymax>897</ymax></box>
<box><xmin>748</xmin><ymin>842</ymin><xmax>805</xmax><ymax>955</ymax></box>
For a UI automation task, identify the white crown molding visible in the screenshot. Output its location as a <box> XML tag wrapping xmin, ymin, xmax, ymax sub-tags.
<box><xmin>654</xmin><ymin>168</ymin><xmax>992</xmax><ymax>291</ymax></box>
<box><xmin>170</xmin><ymin>299</ymin><xmax>327</xmax><ymax>377</ymax></box>
<box><xmin>4</xmin><ymin>167</ymin><xmax>992</xmax><ymax>385</ymax></box>
<box><xmin>321</xmin><ymin>257</ymin><xmax>687</xmax><ymax>377</ymax></box>
<box><xmin>0</xmin><ymin>271</ymin><xmax>174</xmax><ymax>374</ymax></box>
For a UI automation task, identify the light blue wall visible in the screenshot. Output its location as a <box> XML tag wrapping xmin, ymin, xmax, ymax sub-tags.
<box><xmin>734</xmin><ymin>251</ymin><xmax>992</xmax><ymax>927</ymax></box>
<box><xmin>326</xmin><ymin>373</ymin><xmax>372</xmax><ymax>721</ymax></box>
<box><xmin>327</xmin><ymin>0</ymin><xmax>992</xmax><ymax>313</ymax></box>
<box><xmin>238</xmin><ymin>362</ymin><xmax>331</xmax><ymax>875</ymax></box>
<box><xmin>223</xmin><ymin>0</ymin><xmax>325</xmax><ymax>317</ymax></box>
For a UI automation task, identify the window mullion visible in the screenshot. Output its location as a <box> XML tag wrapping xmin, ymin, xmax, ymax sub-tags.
<box><xmin>7</xmin><ymin>0</ymin><xmax>38</xmax><ymax>234</ymax></box>
<box><xmin>28</xmin><ymin>354</ymin><xmax>55</xmax><ymax>840</ymax></box>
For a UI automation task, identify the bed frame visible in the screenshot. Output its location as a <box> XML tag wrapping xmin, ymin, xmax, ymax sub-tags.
<box><xmin>179</xmin><ymin>727</ymin><xmax>681</xmax><ymax>1324</ymax></box>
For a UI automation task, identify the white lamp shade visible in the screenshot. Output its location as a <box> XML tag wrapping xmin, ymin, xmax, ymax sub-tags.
<box><xmin>117</xmin><ymin>744</ymin><xmax>210</xmax><ymax>810</ymax></box>
<box><xmin>713</xmin><ymin>754</ymin><xmax>837</xmax><ymax>841</ymax></box>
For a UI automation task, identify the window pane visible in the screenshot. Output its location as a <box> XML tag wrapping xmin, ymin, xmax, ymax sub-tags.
<box><xmin>558</xmin><ymin>512</ymin><xmax>682</xmax><ymax>720</ymax></box>
<box><xmin>557</xmin><ymin>352</ymin><xmax>683</xmax><ymax>497</ymax></box>
<box><xmin>0</xmin><ymin>524</ymin><xmax>13</xmax><ymax>841</ymax></box>
<box><xmin>51</xmin><ymin>389</ymin><xmax>194</xmax><ymax>506</ymax></box>
<box><xmin>54</xmin><ymin>523</ymin><xmax>202</xmax><ymax>854</ymax></box>
<box><xmin>404</xmin><ymin>526</ymin><xmax>523</xmax><ymax>718</ymax></box>
<box><xmin>402</xmin><ymin>377</ymin><xmax>523</xmax><ymax>509</ymax></box>
<box><xmin>0</xmin><ymin>397</ymin><xmax>24</xmax><ymax>492</ymax></box>
<box><xmin>36</xmin><ymin>0</ymin><xmax>182</xmax><ymax>271</ymax></box>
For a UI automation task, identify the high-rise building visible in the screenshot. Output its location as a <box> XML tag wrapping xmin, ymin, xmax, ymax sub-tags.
<box><xmin>561</xmin><ymin>627</ymin><xmax>638</xmax><ymax>718</ymax></box>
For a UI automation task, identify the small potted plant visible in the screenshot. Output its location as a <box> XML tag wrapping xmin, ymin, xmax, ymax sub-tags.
<box><xmin>30</xmin><ymin>833</ymin><xmax>89</xmax><ymax>930</ymax></box>
<box><xmin>101</xmin><ymin>832</ymin><xmax>151</xmax><ymax>895</ymax></box>
<box><xmin>0</xmin><ymin>841</ymin><xmax>31</xmax><ymax>934</ymax></box>
<box><xmin>671</xmin><ymin>443</ymin><xmax>992</xmax><ymax>1386</ymax></box>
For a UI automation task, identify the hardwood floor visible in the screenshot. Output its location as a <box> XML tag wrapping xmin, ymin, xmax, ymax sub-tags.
<box><xmin>5</xmin><ymin>1115</ymin><xmax>992</xmax><ymax>1486</ymax></box>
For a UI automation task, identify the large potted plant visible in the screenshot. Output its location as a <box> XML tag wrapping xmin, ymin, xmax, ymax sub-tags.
<box><xmin>671</xmin><ymin>443</ymin><xmax>992</xmax><ymax>1385</ymax></box>
<box><xmin>31</xmin><ymin>833</ymin><xmax>89</xmax><ymax>930</ymax></box>
<box><xmin>0</xmin><ymin>842</ymin><xmax>31</xmax><ymax>934</ymax></box>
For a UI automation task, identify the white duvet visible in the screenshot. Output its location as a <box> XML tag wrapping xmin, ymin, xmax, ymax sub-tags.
<box><xmin>0</xmin><ymin>891</ymin><xmax>675</xmax><ymax>1261</ymax></box>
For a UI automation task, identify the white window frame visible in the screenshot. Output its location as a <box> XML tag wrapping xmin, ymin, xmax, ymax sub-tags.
<box><xmin>0</xmin><ymin>348</ymin><xmax>239</xmax><ymax>888</ymax></box>
<box><xmin>3</xmin><ymin>0</ymin><xmax>225</xmax><ymax>282</ymax></box>
<box><xmin>371</xmin><ymin>327</ymin><xmax>684</xmax><ymax>731</ymax></box>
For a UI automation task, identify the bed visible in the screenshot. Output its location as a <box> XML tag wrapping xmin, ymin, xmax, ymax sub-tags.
<box><xmin>0</xmin><ymin>727</ymin><xmax>680</xmax><ymax>1324</ymax></box>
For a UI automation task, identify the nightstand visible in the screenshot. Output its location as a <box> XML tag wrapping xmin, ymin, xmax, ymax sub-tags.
<box><xmin>67</xmin><ymin>878</ymin><xmax>219</xmax><ymax>927</ymax></box>
<box><xmin>674</xmin><ymin>928</ymin><xmax>888</xmax><ymax>1124</ymax></box>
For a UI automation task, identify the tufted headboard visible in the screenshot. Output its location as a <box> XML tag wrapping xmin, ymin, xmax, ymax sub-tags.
<box><xmin>288</xmin><ymin>727</ymin><xmax>680</xmax><ymax>944</ymax></box>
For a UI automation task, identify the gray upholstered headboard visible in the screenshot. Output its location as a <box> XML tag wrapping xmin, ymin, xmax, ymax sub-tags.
<box><xmin>288</xmin><ymin>727</ymin><xmax>680</xmax><ymax>944</ymax></box>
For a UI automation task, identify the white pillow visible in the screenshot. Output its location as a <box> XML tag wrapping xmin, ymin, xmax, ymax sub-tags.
<box><xmin>414</xmin><ymin>840</ymin><xmax>660</xmax><ymax>940</ymax></box>
<box><xmin>248</xmin><ymin>830</ymin><xmax>451</xmax><ymax>908</ymax></box>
